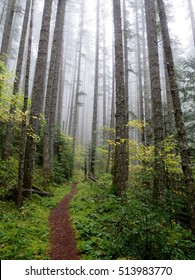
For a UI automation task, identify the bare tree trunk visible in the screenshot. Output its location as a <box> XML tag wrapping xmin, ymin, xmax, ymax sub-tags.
<box><xmin>141</xmin><ymin>0</ymin><xmax>151</xmax><ymax>145</ymax></box>
<box><xmin>123</xmin><ymin>0</ymin><xmax>129</xmax><ymax>133</ymax></box>
<box><xmin>17</xmin><ymin>0</ymin><xmax>34</xmax><ymax>206</ymax></box>
<box><xmin>23</xmin><ymin>0</ymin><xmax>53</xmax><ymax>193</ymax></box>
<box><xmin>48</xmin><ymin>0</ymin><xmax>66</xmax><ymax>170</ymax></box>
<box><xmin>145</xmin><ymin>0</ymin><xmax>166</xmax><ymax>202</ymax></box>
<box><xmin>102</xmin><ymin>18</ymin><xmax>107</xmax><ymax>145</ymax></box>
<box><xmin>187</xmin><ymin>0</ymin><xmax>195</xmax><ymax>47</ymax></box>
<box><xmin>112</xmin><ymin>0</ymin><xmax>129</xmax><ymax>195</ymax></box>
<box><xmin>135</xmin><ymin>1</ymin><xmax>145</xmax><ymax>143</ymax></box>
<box><xmin>157</xmin><ymin>0</ymin><xmax>195</xmax><ymax>234</ymax></box>
<box><xmin>163</xmin><ymin>50</ymin><xmax>175</xmax><ymax>135</ymax></box>
<box><xmin>106</xmin><ymin>45</ymin><xmax>115</xmax><ymax>174</ymax></box>
<box><xmin>0</xmin><ymin>0</ymin><xmax>7</xmax><ymax>29</ymax></box>
<box><xmin>43</xmin><ymin>0</ymin><xmax>66</xmax><ymax>181</ymax></box>
<box><xmin>72</xmin><ymin>1</ymin><xmax>84</xmax><ymax>172</ymax></box>
<box><xmin>3</xmin><ymin>0</ymin><xmax>31</xmax><ymax>160</ymax></box>
<box><xmin>0</xmin><ymin>0</ymin><xmax>16</xmax><ymax>64</ymax></box>
<box><xmin>90</xmin><ymin>0</ymin><xmax>100</xmax><ymax>176</ymax></box>
<box><xmin>68</xmin><ymin>37</ymin><xmax>80</xmax><ymax>136</ymax></box>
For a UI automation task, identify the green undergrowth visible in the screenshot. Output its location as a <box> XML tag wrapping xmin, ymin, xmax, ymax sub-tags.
<box><xmin>70</xmin><ymin>174</ymin><xmax>195</xmax><ymax>260</ymax></box>
<box><xmin>0</xmin><ymin>183</ymin><xmax>71</xmax><ymax>260</ymax></box>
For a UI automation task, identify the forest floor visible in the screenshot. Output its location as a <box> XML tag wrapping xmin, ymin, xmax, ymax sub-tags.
<box><xmin>49</xmin><ymin>183</ymin><xmax>80</xmax><ymax>260</ymax></box>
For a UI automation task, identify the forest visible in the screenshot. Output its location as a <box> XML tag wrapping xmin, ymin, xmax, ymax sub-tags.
<box><xmin>0</xmin><ymin>0</ymin><xmax>195</xmax><ymax>260</ymax></box>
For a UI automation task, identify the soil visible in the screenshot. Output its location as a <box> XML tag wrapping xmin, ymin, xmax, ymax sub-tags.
<box><xmin>49</xmin><ymin>183</ymin><xmax>80</xmax><ymax>260</ymax></box>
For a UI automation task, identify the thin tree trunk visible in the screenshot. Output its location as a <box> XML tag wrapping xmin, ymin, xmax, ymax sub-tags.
<box><xmin>157</xmin><ymin>0</ymin><xmax>195</xmax><ymax>233</ymax></box>
<box><xmin>3</xmin><ymin>0</ymin><xmax>31</xmax><ymax>160</ymax></box>
<box><xmin>187</xmin><ymin>0</ymin><xmax>195</xmax><ymax>47</ymax></box>
<box><xmin>145</xmin><ymin>0</ymin><xmax>166</xmax><ymax>202</ymax></box>
<box><xmin>68</xmin><ymin>37</ymin><xmax>80</xmax><ymax>136</ymax></box>
<box><xmin>106</xmin><ymin>45</ymin><xmax>115</xmax><ymax>174</ymax></box>
<box><xmin>135</xmin><ymin>1</ymin><xmax>145</xmax><ymax>143</ymax></box>
<box><xmin>23</xmin><ymin>0</ymin><xmax>53</xmax><ymax>193</ymax></box>
<box><xmin>90</xmin><ymin>0</ymin><xmax>100</xmax><ymax>176</ymax></box>
<box><xmin>141</xmin><ymin>0</ymin><xmax>151</xmax><ymax>145</ymax></box>
<box><xmin>72</xmin><ymin>1</ymin><xmax>84</xmax><ymax>172</ymax></box>
<box><xmin>102</xmin><ymin>18</ymin><xmax>107</xmax><ymax>145</ymax></box>
<box><xmin>123</xmin><ymin>0</ymin><xmax>129</xmax><ymax>135</ymax></box>
<box><xmin>17</xmin><ymin>0</ymin><xmax>34</xmax><ymax>206</ymax></box>
<box><xmin>0</xmin><ymin>0</ymin><xmax>16</xmax><ymax>64</ymax></box>
<box><xmin>112</xmin><ymin>0</ymin><xmax>129</xmax><ymax>195</ymax></box>
<box><xmin>0</xmin><ymin>0</ymin><xmax>7</xmax><ymax>28</ymax></box>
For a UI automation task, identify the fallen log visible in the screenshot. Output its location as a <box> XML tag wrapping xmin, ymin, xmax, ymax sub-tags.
<box><xmin>88</xmin><ymin>174</ymin><xmax>98</xmax><ymax>182</ymax></box>
<box><xmin>25</xmin><ymin>187</ymin><xmax>54</xmax><ymax>197</ymax></box>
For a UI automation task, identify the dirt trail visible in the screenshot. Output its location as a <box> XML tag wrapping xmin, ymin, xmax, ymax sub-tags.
<box><xmin>49</xmin><ymin>183</ymin><xmax>80</xmax><ymax>260</ymax></box>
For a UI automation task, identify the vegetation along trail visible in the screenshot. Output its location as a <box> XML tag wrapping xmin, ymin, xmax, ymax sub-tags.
<box><xmin>49</xmin><ymin>183</ymin><xmax>80</xmax><ymax>260</ymax></box>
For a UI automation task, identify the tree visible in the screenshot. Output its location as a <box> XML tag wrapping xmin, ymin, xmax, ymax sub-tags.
<box><xmin>3</xmin><ymin>0</ymin><xmax>32</xmax><ymax>160</ymax></box>
<box><xmin>156</xmin><ymin>0</ymin><xmax>195</xmax><ymax>234</ymax></box>
<box><xmin>23</xmin><ymin>0</ymin><xmax>53</xmax><ymax>194</ymax></box>
<box><xmin>71</xmin><ymin>1</ymin><xmax>85</xmax><ymax>173</ymax></box>
<box><xmin>187</xmin><ymin>0</ymin><xmax>195</xmax><ymax>47</ymax></box>
<box><xmin>17</xmin><ymin>0</ymin><xmax>34</xmax><ymax>205</ymax></box>
<box><xmin>43</xmin><ymin>0</ymin><xmax>67</xmax><ymax>182</ymax></box>
<box><xmin>48</xmin><ymin>0</ymin><xmax>67</xmax><ymax>174</ymax></box>
<box><xmin>90</xmin><ymin>0</ymin><xmax>100</xmax><ymax>176</ymax></box>
<box><xmin>145</xmin><ymin>0</ymin><xmax>166</xmax><ymax>201</ymax></box>
<box><xmin>112</xmin><ymin>0</ymin><xmax>129</xmax><ymax>195</ymax></box>
<box><xmin>135</xmin><ymin>1</ymin><xmax>145</xmax><ymax>143</ymax></box>
<box><xmin>0</xmin><ymin>0</ymin><xmax>16</xmax><ymax>64</ymax></box>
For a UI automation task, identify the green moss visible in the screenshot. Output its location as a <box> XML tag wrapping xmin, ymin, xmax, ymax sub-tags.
<box><xmin>0</xmin><ymin>183</ymin><xmax>71</xmax><ymax>260</ymax></box>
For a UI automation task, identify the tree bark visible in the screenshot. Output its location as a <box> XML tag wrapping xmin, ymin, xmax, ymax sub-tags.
<box><xmin>145</xmin><ymin>0</ymin><xmax>166</xmax><ymax>202</ymax></box>
<box><xmin>72</xmin><ymin>1</ymin><xmax>84</xmax><ymax>173</ymax></box>
<box><xmin>187</xmin><ymin>0</ymin><xmax>195</xmax><ymax>47</ymax></box>
<box><xmin>0</xmin><ymin>0</ymin><xmax>16</xmax><ymax>65</ymax></box>
<box><xmin>135</xmin><ymin>1</ymin><xmax>145</xmax><ymax>143</ymax></box>
<box><xmin>3</xmin><ymin>0</ymin><xmax>31</xmax><ymax>160</ymax></box>
<box><xmin>43</xmin><ymin>0</ymin><xmax>66</xmax><ymax>181</ymax></box>
<box><xmin>23</xmin><ymin>0</ymin><xmax>53</xmax><ymax>193</ymax></box>
<box><xmin>112</xmin><ymin>0</ymin><xmax>129</xmax><ymax>195</ymax></box>
<box><xmin>17</xmin><ymin>0</ymin><xmax>34</xmax><ymax>206</ymax></box>
<box><xmin>157</xmin><ymin>0</ymin><xmax>195</xmax><ymax>233</ymax></box>
<box><xmin>90</xmin><ymin>0</ymin><xmax>100</xmax><ymax>176</ymax></box>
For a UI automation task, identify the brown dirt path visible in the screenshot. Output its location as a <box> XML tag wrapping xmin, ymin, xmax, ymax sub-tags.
<box><xmin>49</xmin><ymin>183</ymin><xmax>80</xmax><ymax>260</ymax></box>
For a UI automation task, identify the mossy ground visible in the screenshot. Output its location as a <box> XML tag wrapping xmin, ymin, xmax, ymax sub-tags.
<box><xmin>0</xmin><ymin>183</ymin><xmax>71</xmax><ymax>260</ymax></box>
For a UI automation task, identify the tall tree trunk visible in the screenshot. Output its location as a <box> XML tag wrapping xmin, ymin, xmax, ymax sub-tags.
<box><xmin>3</xmin><ymin>0</ymin><xmax>31</xmax><ymax>160</ymax></box>
<box><xmin>163</xmin><ymin>50</ymin><xmax>175</xmax><ymax>135</ymax></box>
<box><xmin>102</xmin><ymin>18</ymin><xmax>107</xmax><ymax>145</ymax></box>
<box><xmin>0</xmin><ymin>0</ymin><xmax>16</xmax><ymax>64</ymax></box>
<box><xmin>112</xmin><ymin>0</ymin><xmax>129</xmax><ymax>195</ymax></box>
<box><xmin>187</xmin><ymin>0</ymin><xmax>195</xmax><ymax>47</ymax></box>
<box><xmin>145</xmin><ymin>0</ymin><xmax>166</xmax><ymax>202</ymax></box>
<box><xmin>157</xmin><ymin>0</ymin><xmax>195</xmax><ymax>233</ymax></box>
<box><xmin>68</xmin><ymin>36</ymin><xmax>80</xmax><ymax>136</ymax></box>
<box><xmin>17</xmin><ymin>0</ymin><xmax>34</xmax><ymax>206</ymax></box>
<box><xmin>72</xmin><ymin>1</ymin><xmax>84</xmax><ymax>172</ymax></box>
<box><xmin>123</xmin><ymin>0</ymin><xmax>129</xmax><ymax>134</ymax></box>
<box><xmin>43</xmin><ymin>0</ymin><xmax>66</xmax><ymax>181</ymax></box>
<box><xmin>0</xmin><ymin>0</ymin><xmax>7</xmax><ymax>29</ymax></box>
<box><xmin>48</xmin><ymin>0</ymin><xmax>66</xmax><ymax>170</ymax></box>
<box><xmin>106</xmin><ymin>45</ymin><xmax>115</xmax><ymax>174</ymax></box>
<box><xmin>90</xmin><ymin>0</ymin><xmax>100</xmax><ymax>176</ymax></box>
<box><xmin>23</xmin><ymin>0</ymin><xmax>53</xmax><ymax>193</ymax></box>
<box><xmin>141</xmin><ymin>0</ymin><xmax>151</xmax><ymax>145</ymax></box>
<box><xmin>135</xmin><ymin>1</ymin><xmax>145</xmax><ymax>143</ymax></box>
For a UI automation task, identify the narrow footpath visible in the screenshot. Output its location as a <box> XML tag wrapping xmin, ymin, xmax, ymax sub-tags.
<box><xmin>49</xmin><ymin>183</ymin><xmax>80</xmax><ymax>260</ymax></box>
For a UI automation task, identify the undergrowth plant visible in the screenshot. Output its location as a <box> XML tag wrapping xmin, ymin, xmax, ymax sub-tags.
<box><xmin>70</xmin><ymin>174</ymin><xmax>195</xmax><ymax>260</ymax></box>
<box><xmin>0</xmin><ymin>183</ymin><xmax>71</xmax><ymax>259</ymax></box>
